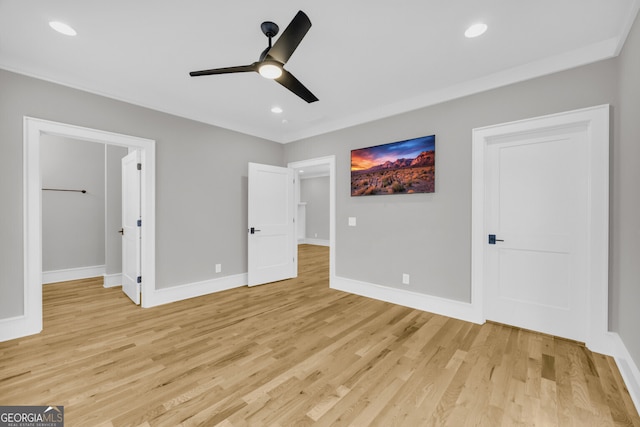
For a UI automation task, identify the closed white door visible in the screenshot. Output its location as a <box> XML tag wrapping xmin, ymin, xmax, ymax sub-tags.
<box><xmin>248</xmin><ymin>162</ymin><xmax>295</xmax><ymax>286</ymax></box>
<box><xmin>485</xmin><ymin>125</ymin><xmax>589</xmax><ymax>342</ymax></box>
<box><xmin>121</xmin><ymin>151</ymin><xmax>141</xmax><ymax>304</ymax></box>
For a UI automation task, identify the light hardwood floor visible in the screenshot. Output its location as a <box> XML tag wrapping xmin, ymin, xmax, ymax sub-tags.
<box><xmin>1</xmin><ymin>245</ymin><xmax>638</xmax><ymax>426</ymax></box>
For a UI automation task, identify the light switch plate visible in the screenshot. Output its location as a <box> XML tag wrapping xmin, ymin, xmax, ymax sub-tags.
<box><xmin>348</xmin><ymin>217</ymin><xmax>357</xmax><ymax>227</ymax></box>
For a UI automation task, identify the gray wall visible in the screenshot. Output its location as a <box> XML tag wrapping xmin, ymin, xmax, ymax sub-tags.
<box><xmin>41</xmin><ymin>137</ymin><xmax>127</xmax><ymax>277</ymax></box>
<box><xmin>0</xmin><ymin>68</ymin><xmax>283</xmax><ymax>317</ymax></box>
<box><xmin>285</xmin><ymin>59</ymin><xmax>617</xmax><ymax>303</ymax></box>
<box><xmin>612</xmin><ymin>12</ymin><xmax>640</xmax><ymax>371</ymax></box>
<box><xmin>300</xmin><ymin>176</ymin><xmax>330</xmax><ymax>241</ymax></box>
<box><xmin>41</xmin><ymin>135</ymin><xmax>105</xmax><ymax>272</ymax></box>
<box><xmin>105</xmin><ymin>145</ymin><xmax>128</xmax><ymax>275</ymax></box>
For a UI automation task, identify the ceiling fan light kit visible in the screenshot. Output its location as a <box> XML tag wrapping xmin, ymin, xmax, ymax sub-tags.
<box><xmin>189</xmin><ymin>10</ymin><xmax>318</xmax><ymax>103</ymax></box>
<box><xmin>258</xmin><ymin>62</ymin><xmax>283</xmax><ymax>79</ymax></box>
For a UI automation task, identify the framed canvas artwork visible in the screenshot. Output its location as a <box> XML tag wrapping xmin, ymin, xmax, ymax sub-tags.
<box><xmin>351</xmin><ymin>135</ymin><xmax>435</xmax><ymax>196</ymax></box>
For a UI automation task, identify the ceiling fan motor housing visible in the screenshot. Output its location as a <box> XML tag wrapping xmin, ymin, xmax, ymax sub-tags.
<box><xmin>261</xmin><ymin>21</ymin><xmax>279</xmax><ymax>38</ymax></box>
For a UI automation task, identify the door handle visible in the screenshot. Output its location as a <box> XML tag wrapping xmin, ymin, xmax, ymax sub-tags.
<box><xmin>118</xmin><ymin>228</ymin><xmax>124</xmax><ymax>235</ymax></box>
<box><xmin>249</xmin><ymin>227</ymin><xmax>261</xmax><ymax>234</ymax></box>
<box><xmin>488</xmin><ymin>234</ymin><xmax>504</xmax><ymax>244</ymax></box>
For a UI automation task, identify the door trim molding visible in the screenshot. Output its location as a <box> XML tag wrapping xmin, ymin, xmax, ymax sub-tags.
<box><xmin>471</xmin><ymin>104</ymin><xmax>611</xmax><ymax>354</ymax></box>
<box><xmin>19</xmin><ymin>117</ymin><xmax>156</xmax><ymax>339</ymax></box>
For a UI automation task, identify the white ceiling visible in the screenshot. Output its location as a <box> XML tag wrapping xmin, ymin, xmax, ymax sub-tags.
<box><xmin>1</xmin><ymin>1</ymin><xmax>638</xmax><ymax>143</ymax></box>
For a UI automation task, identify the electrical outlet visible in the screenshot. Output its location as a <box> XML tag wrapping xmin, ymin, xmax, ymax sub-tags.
<box><xmin>215</xmin><ymin>264</ymin><xmax>221</xmax><ymax>273</ymax></box>
<box><xmin>402</xmin><ymin>273</ymin><xmax>410</xmax><ymax>285</ymax></box>
<box><xmin>348</xmin><ymin>217</ymin><xmax>357</xmax><ymax>227</ymax></box>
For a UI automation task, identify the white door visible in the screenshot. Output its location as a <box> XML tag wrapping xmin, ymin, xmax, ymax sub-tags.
<box><xmin>485</xmin><ymin>125</ymin><xmax>589</xmax><ymax>342</ymax></box>
<box><xmin>121</xmin><ymin>151</ymin><xmax>141</xmax><ymax>304</ymax></box>
<box><xmin>248</xmin><ymin>162</ymin><xmax>296</xmax><ymax>286</ymax></box>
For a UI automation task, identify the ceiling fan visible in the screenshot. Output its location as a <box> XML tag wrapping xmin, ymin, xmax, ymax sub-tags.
<box><xmin>189</xmin><ymin>10</ymin><xmax>318</xmax><ymax>103</ymax></box>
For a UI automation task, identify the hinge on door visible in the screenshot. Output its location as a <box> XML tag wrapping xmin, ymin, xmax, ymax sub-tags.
<box><xmin>137</xmin><ymin>219</ymin><xmax>142</xmax><ymax>227</ymax></box>
<box><xmin>137</xmin><ymin>276</ymin><xmax>142</xmax><ymax>283</ymax></box>
<box><xmin>137</xmin><ymin>163</ymin><xmax>142</xmax><ymax>171</ymax></box>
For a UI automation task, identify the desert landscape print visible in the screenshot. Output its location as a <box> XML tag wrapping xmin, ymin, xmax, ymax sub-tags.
<box><xmin>351</xmin><ymin>135</ymin><xmax>435</xmax><ymax>196</ymax></box>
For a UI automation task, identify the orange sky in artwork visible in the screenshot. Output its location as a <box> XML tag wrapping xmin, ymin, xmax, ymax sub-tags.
<box><xmin>351</xmin><ymin>153</ymin><xmax>403</xmax><ymax>170</ymax></box>
<box><xmin>351</xmin><ymin>153</ymin><xmax>378</xmax><ymax>171</ymax></box>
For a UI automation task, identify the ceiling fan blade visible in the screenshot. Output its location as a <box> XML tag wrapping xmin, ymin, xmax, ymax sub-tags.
<box><xmin>190</xmin><ymin>63</ymin><xmax>257</xmax><ymax>77</ymax></box>
<box><xmin>275</xmin><ymin>69</ymin><xmax>318</xmax><ymax>103</ymax></box>
<box><xmin>266</xmin><ymin>10</ymin><xmax>312</xmax><ymax>65</ymax></box>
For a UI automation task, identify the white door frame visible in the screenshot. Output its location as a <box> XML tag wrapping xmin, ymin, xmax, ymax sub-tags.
<box><xmin>288</xmin><ymin>156</ymin><xmax>336</xmax><ymax>287</ymax></box>
<box><xmin>20</xmin><ymin>117</ymin><xmax>156</xmax><ymax>338</ymax></box>
<box><xmin>471</xmin><ymin>105</ymin><xmax>612</xmax><ymax>354</ymax></box>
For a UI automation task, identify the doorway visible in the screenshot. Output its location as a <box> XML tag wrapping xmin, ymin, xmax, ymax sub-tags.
<box><xmin>288</xmin><ymin>156</ymin><xmax>336</xmax><ymax>287</ymax></box>
<box><xmin>22</xmin><ymin>117</ymin><xmax>156</xmax><ymax>337</ymax></box>
<box><xmin>40</xmin><ymin>136</ymin><xmax>127</xmax><ymax>285</ymax></box>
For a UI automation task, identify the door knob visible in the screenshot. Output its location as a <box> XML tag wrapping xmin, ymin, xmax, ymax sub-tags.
<box><xmin>118</xmin><ymin>228</ymin><xmax>124</xmax><ymax>235</ymax></box>
<box><xmin>488</xmin><ymin>234</ymin><xmax>504</xmax><ymax>244</ymax></box>
<box><xmin>249</xmin><ymin>227</ymin><xmax>261</xmax><ymax>234</ymax></box>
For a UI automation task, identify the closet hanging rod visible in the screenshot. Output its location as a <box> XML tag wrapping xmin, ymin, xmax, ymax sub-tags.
<box><xmin>42</xmin><ymin>188</ymin><xmax>87</xmax><ymax>194</ymax></box>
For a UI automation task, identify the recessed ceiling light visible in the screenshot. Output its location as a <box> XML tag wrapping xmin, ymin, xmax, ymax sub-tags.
<box><xmin>465</xmin><ymin>23</ymin><xmax>487</xmax><ymax>38</ymax></box>
<box><xmin>299</xmin><ymin>170</ymin><xmax>304</xmax><ymax>174</ymax></box>
<box><xmin>271</xmin><ymin>106</ymin><xmax>283</xmax><ymax>114</ymax></box>
<box><xmin>49</xmin><ymin>21</ymin><xmax>77</xmax><ymax>36</ymax></box>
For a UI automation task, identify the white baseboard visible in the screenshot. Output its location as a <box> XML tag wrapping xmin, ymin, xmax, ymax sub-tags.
<box><xmin>146</xmin><ymin>273</ymin><xmax>247</xmax><ymax>307</ymax></box>
<box><xmin>299</xmin><ymin>238</ymin><xmax>330</xmax><ymax>247</ymax></box>
<box><xmin>103</xmin><ymin>273</ymin><xmax>122</xmax><ymax>288</ymax></box>
<box><xmin>611</xmin><ymin>332</ymin><xmax>640</xmax><ymax>412</ymax></box>
<box><xmin>332</xmin><ymin>276</ymin><xmax>483</xmax><ymax>324</ymax></box>
<box><xmin>0</xmin><ymin>314</ymin><xmax>41</xmax><ymax>342</ymax></box>
<box><xmin>43</xmin><ymin>265</ymin><xmax>106</xmax><ymax>284</ymax></box>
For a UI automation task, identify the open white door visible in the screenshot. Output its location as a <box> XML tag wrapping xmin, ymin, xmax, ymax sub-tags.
<box><xmin>248</xmin><ymin>162</ymin><xmax>295</xmax><ymax>286</ymax></box>
<box><xmin>121</xmin><ymin>151</ymin><xmax>141</xmax><ymax>304</ymax></box>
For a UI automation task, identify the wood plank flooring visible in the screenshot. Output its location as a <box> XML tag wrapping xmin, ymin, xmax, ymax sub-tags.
<box><xmin>1</xmin><ymin>244</ymin><xmax>638</xmax><ymax>426</ymax></box>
